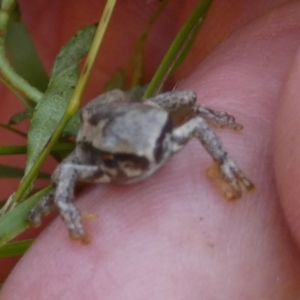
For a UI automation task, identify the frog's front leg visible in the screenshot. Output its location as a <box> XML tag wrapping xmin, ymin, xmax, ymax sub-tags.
<box><xmin>27</xmin><ymin>151</ymin><xmax>82</xmax><ymax>227</ymax></box>
<box><xmin>192</xmin><ymin>105</ymin><xmax>243</xmax><ymax>130</ymax></box>
<box><xmin>149</xmin><ymin>90</ymin><xmax>242</xmax><ymax>130</ymax></box>
<box><xmin>54</xmin><ymin>162</ymin><xmax>104</xmax><ymax>243</ymax></box>
<box><xmin>28</xmin><ymin>151</ymin><xmax>106</xmax><ymax>242</ymax></box>
<box><xmin>148</xmin><ymin>90</ymin><xmax>197</xmax><ymax>112</ymax></box>
<box><xmin>170</xmin><ymin>116</ymin><xmax>254</xmax><ymax>200</ymax></box>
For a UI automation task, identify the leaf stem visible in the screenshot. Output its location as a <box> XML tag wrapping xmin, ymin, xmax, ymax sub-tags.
<box><xmin>67</xmin><ymin>0</ymin><xmax>117</xmax><ymax>113</ymax></box>
<box><xmin>0</xmin><ymin>75</ymin><xmax>33</xmax><ymax>110</ymax></box>
<box><xmin>128</xmin><ymin>0</ymin><xmax>169</xmax><ymax>88</ymax></box>
<box><xmin>144</xmin><ymin>0</ymin><xmax>213</xmax><ymax>98</ymax></box>
<box><xmin>0</xmin><ymin>122</ymin><xmax>27</xmax><ymax>137</ymax></box>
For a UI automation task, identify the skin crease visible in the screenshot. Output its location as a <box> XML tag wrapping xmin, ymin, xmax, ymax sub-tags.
<box><xmin>1</xmin><ymin>0</ymin><xmax>300</xmax><ymax>298</ymax></box>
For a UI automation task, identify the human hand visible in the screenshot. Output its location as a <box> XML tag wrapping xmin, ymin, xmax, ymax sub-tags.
<box><xmin>1</xmin><ymin>0</ymin><xmax>300</xmax><ymax>299</ymax></box>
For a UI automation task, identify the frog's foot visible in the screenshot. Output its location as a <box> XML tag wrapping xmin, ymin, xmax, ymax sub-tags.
<box><xmin>207</xmin><ymin>160</ymin><xmax>255</xmax><ymax>201</ymax></box>
<box><xmin>69</xmin><ymin>211</ymin><xmax>98</xmax><ymax>244</ymax></box>
<box><xmin>194</xmin><ymin>105</ymin><xmax>243</xmax><ymax>131</ymax></box>
<box><xmin>69</xmin><ymin>232</ymin><xmax>91</xmax><ymax>244</ymax></box>
<box><xmin>55</xmin><ymin>202</ymin><xmax>90</xmax><ymax>244</ymax></box>
<box><xmin>66</xmin><ymin>212</ymin><xmax>98</xmax><ymax>243</ymax></box>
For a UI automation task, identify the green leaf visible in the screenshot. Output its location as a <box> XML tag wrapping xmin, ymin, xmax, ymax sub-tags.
<box><xmin>0</xmin><ymin>186</ymin><xmax>52</xmax><ymax>247</ymax></box>
<box><xmin>5</xmin><ymin>20</ymin><xmax>49</xmax><ymax>92</ymax></box>
<box><xmin>0</xmin><ymin>164</ymin><xmax>50</xmax><ymax>179</ymax></box>
<box><xmin>0</xmin><ymin>145</ymin><xmax>27</xmax><ymax>155</ymax></box>
<box><xmin>0</xmin><ymin>239</ymin><xmax>33</xmax><ymax>257</ymax></box>
<box><xmin>25</xmin><ymin>24</ymin><xmax>97</xmax><ymax>175</ymax></box>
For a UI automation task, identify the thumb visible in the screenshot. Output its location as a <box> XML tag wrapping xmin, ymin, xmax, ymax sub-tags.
<box><xmin>274</xmin><ymin>45</ymin><xmax>300</xmax><ymax>248</ymax></box>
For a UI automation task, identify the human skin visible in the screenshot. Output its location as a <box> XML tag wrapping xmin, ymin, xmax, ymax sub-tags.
<box><xmin>1</xmin><ymin>0</ymin><xmax>300</xmax><ymax>299</ymax></box>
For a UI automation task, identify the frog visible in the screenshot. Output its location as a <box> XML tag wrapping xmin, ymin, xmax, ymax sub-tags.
<box><xmin>27</xmin><ymin>89</ymin><xmax>254</xmax><ymax>243</ymax></box>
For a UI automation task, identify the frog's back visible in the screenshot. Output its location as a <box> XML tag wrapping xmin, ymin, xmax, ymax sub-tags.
<box><xmin>77</xmin><ymin>89</ymin><xmax>172</xmax><ymax>162</ymax></box>
<box><xmin>97</xmin><ymin>103</ymin><xmax>170</xmax><ymax>154</ymax></box>
<box><xmin>81</xmin><ymin>89</ymin><xmax>134</xmax><ymax>124</ymax></box>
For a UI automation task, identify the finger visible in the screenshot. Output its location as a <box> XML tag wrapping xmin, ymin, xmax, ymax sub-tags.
<box><xmin>274</xmin><ymin>46</ymin><xmax>300</xmax><ymax>247</ymax></box>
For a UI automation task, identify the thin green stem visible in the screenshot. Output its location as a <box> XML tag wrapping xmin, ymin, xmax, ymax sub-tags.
<box><xmin>0</xmin><ymin>75</ymin><xmax>33</xmax><ymax>110</ymax></box>
<box><xmin>153</xmin><ymin>16</ymin><xmax>202</xmax><ymax>94</ymax></box>
<box><xmin>67</xmin><ymin>0</ymin><xmax>117</xmax><ymax>113</ymax></box>
<box><xmin>0</xmin><ymin>122</ymin><xmax>27</xmax><ymax>137</ymax></box>
<box><xmin>144</xmin><ymin>0</ymin><xmax>213</xmax><ymax>98</ymax></box>
<box><xmin>128</xmin><ymin>0</ymin><xmax>169</xmax><ymax>88</ymax></box>
<box><xmin>0</xmin><ymin>145</ymin><xmax>26</xmax><ymax>154</ymax></box>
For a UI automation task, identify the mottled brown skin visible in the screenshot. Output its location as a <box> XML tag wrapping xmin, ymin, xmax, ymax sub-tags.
<box><xmin>27</xmin><ymin>89</ymin><xmax>254</xmax><ymax>242</ymax></box>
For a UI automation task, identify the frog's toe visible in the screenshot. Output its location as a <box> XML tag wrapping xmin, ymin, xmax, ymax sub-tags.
<box><xmin>207</xmin><ymin>161</ymin><xmax>254</xmax><ymax>201</ymax></box>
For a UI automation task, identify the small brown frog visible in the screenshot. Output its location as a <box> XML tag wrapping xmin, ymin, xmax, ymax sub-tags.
<box><xmin>27</xmin><ymin>89</ymin><xmax>254</xmax><ymax>242</ymax></box>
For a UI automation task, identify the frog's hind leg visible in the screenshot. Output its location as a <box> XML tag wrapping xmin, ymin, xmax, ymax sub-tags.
<box><xmin>170</xmin><ymin>116</ymin><xmax>254</xmax><ymax>200</ymax></box>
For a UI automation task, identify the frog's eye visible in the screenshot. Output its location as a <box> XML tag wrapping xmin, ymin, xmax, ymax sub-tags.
<box><xmin>101</xmin><ymin>153</ymin><xmax>114</xmax><ymax>161</ymax></box>
<box><xmin>100</xmin><ymin>152</ymin><xmax>116</xmax><ymax>168</ymax></box>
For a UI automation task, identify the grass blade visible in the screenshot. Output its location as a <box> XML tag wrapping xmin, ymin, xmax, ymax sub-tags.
<box><xmin>144</xmin><ymin>0</ymin><xmax>213</xmax><ymax>97</ymax></box>
<box><xmin>0</xmin><ymin>239</ymin><xmax>33</xmax><ymax>257</ymax></box>
<box><xmin>0</xmin><ymin>164</ymin><xmax>50</xmax><ymax>179</ymax></box>
<box><xmin>0</xmin><ymin>186</ymin><xmax>52</xmax><ymax>247</ymax></box>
